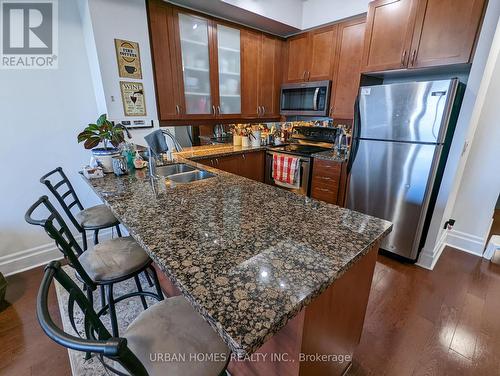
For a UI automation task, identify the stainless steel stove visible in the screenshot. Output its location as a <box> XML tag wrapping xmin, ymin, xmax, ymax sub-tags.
<box><xmin>265</xmin><ymin>126</ymin><xmax>338</xmax><ymax>196</ymax></box>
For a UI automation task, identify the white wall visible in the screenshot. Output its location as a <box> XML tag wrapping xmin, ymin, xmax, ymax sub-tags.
<box><xmin>447</xmin><ymin>21</ymin><xmax>500</xmax><ymax>255</ymax></box>
<box><xmin>0</xmin><ymin>0</ymin><xmax>102</xmax><ymax>275</ymax></box>
<box><xmin>417</xmin><ymin>0</ymin><xmax>500</xmax><ymax>269</ymax></box>
<box><xmin>222</xmin><ymin>0</ymin><xmax>303</xmax><ymax>29</ymax></box>
<box><xmin>81</xmin><ymin>0</ymin><xmax>160</xmax><ymax>146</ymax></box>
<box><xmin>301</xmin><ymin>0</ymin><xmax>369</xmax><ymax>29</ymax></box>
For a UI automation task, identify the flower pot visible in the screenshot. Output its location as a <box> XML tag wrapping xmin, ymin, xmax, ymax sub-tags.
<box><xmin>241</xmin><ymin>136</ymin><xmax>250</xmax><ymax>147</ymax></box>
<box><xmin>233</xmin><ymin>134</ymin><xmax>242</xmax><ymax>146</ymax></box>
<box><xmin>251</xmin><ymin>131</ymin><xmax>261</xmax><ymax>147</ymax></box>
<box><xmin>91</xmin><ymin>148</ymin><xmax>121</xmax><ymax>173</ymax></box>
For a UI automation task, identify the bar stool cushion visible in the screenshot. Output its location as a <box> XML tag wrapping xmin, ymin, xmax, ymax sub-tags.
<box><xmin>75</xmin><ymin>204</ymin><xmax>118</xmax><ymax>230</ymax></box>
<box><xmin>124</xmin><ymin>296</ymin><xmax>230</xmax><ymax>376</ymax></box>
<box><xmin>78</xmin><ymin>236</ymin><xmax>150</xmax><ymax>282</ymax></box>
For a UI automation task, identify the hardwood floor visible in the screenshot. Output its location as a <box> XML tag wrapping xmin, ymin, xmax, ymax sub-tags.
<box><xmin>2</xmin><ymin>247</ymin><xmax>500</xmax><ymax>375</ymax></box>
<box><xmin>0</xmin><ymin>267</ymin><xmax>70</xmax><ymax>376</ymax></box>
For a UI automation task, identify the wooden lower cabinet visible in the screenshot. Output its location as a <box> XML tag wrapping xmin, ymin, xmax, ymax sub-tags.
<box><xmin>311</xmin><ymin>158</ymin><xmax>346</xmax><ymax>205</ymax></box>
<box><xmin>196</xmin><ymin>151</ymin><xmax>265</xmax><ymax>182</ymax></box>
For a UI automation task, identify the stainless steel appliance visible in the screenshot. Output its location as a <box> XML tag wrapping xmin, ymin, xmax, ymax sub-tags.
<box><xmin>280</xmin><ymin>80</ymin><xmax>331</xmax><ymax>116</ymax></box>
<box><xmin>347</xmin><ymin>79</ymin><xmax>464</xmax><ymax>261</ymax></box>
<box><xmin>265</xmin><ymin>126</ymin><xmax>337</xmax><ymax>195</ymax></box>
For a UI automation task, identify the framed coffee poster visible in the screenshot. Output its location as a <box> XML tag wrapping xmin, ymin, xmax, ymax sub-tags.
<box><xmin>120</xmin><ymin>81</ymin><xmax>147</xmax><ymax>116</ymax></box>
<box><xmin>115</xmin><ymin>39</ymin><xmax>142</xmax><ymax>79</ymax></box>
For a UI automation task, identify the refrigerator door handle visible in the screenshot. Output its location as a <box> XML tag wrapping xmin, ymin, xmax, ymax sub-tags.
<box><xmin>347</xmin><ymin>95</ymin><xmax>361</xmax><ymax>174</ymax></box>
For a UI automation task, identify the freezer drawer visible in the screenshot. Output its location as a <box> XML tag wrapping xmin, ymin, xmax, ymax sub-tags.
<box><xmin>347</xmin><ymin>139</ymin><xmax>441</xmax><ymax>260</ymax></box>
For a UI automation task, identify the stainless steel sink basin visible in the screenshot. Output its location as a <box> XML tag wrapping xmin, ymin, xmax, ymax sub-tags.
<box><xmin>166</xmin><ymin>170</ymin><xmax>215</xmax><ymax>184</ymax></box>
<box><xmin>155</xmin><ymin>163</ymin><xmax>196</xmax><ymax>177</ymax></box>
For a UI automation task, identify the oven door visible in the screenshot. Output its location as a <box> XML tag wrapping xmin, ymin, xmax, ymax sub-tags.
<box><xmin>265</xmin><ymin>152</ymin><xmax>311</xmax><ymax>196</ymax></box>
<box><xmin>280</xmin><ymin>80</ymin><xmax>331</xmax><ymax>116</ymax></box>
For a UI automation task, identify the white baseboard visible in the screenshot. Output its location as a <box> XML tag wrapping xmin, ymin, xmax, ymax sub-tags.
<box><xmin>416</xmin><ymin>229</ymin><xmax>448</xmax><ymax>270</ymax></box>
<box><xmin>0</xmin><ymin>228</ymin><xmax>114</xmax><ymax>277</ymax></box>
<box><xmin>446</xmin><ymin>229</ymin><xmax>486</xmax><ymax>257</ymax></box>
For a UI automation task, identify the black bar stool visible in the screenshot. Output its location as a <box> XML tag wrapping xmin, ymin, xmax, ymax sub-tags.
<box><xmin>39</xmin><ymin>167</ymin><xmax>121</xmax><ymax>251</ymax></box>
<box><xmin>37</xmin><ymin>261</ymin><xmax>230</xmax><ymax>376</ymax></box>
<box><xmin>25</xmin><ymin>196</ymin><xmax>164</xmax><ymax>337</ymax></box>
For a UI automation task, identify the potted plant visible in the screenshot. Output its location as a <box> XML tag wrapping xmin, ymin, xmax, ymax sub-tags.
<box><xmin>241</xmin><ymin>127</ymin><xmax>256</xmax><ymax>147</ymax></box>
<box><xmin>230</xmin><ymin>124</ymin><xmax>244</xmax><ymax>146</ymax></box>
<box><xmin>77</xmin><ymin>114</ymin><xmax>131</xmax><ymax>173</ymax></box>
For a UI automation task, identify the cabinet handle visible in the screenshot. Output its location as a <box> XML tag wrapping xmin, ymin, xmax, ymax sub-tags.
<box><xmin>329</xmin><ymin>107</ymin><xmax>333</xmax><ymax>117</ymax></box>
<box><xmin>257</xmin><ymin>106</ymin><xmax>260</xmax><ymax>116</ymax></box>
<box><xmin>307</xmin><ymin>71</ymin><xmax>311</xmax><ymax>81</ymax></box>
<box><xmin>303</xmin><ymin>71</ymin><xmax>307</xmax><ymax>80</ymax></box>
<box><xmin>401</xmin><ymin>50</ymin><xmax>407</xmax><ymax>66</ymax></box>
<box><xmin>242</xmin><ymin>154</ymin><xmax>246</xmax><ymax>159</ymax></box>
<box><xmin>410</xmin><ymin>50</ymin><xmax>417</xmax><ymax>67</ymax></box>
<box><xmin>212</xmin><ymin>105</ymin><xmax>216</xmax><ymax>115</ymax></box>
<box><xmin>215</xmin><ymin>158</ymin><xmax>219</xmax><ymax>165</ymax></box>
<box><xmin>318</xmin><ymin>176</ymin><xmax>333</xmax><ymax>181</ymax></box>
<box><xmin>217</xmin><ymin>105</ymin><xmax>221</xmax><ymax>115</ymax></box>
<box><xmin>261</xmin><ymin>106</ymin><xmax>265</xmax><ymax>116</ymax></box>
<box><xmin>316</xmin><ymin>187</ymin><xmax>332</xmax><ymax>193</ymax></box>
<box><xmin>175</xmin><ymin>105</ymin><xmax>179</xmax><ymax>114</ymax></box>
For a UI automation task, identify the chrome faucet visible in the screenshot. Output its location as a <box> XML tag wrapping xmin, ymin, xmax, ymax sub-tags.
<box><xmin>148</xmin><ymin>129</ymin><xmax>184</xmax><ymax>178</ymax></box>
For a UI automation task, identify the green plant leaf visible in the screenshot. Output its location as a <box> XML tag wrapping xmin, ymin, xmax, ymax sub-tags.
<box><xmin>84</xmin><ymin>137</ymin><xmax>101</xmax><ymax>149</ymax></box>
<box><xmin>77</xmin><ymin>130</ymin><xmax>96</xmax><ymax>143</ymax></box>
<box><xmin>96</xmin><ymin>114</ymin><xmax>107</xmax><ymax>126</ymax></box>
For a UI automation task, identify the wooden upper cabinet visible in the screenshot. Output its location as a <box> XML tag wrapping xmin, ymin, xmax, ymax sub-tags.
<box><xmin>309</xmin><ymin>25</ymin><xmax>338</xmax><ymax>81</ymax></box>
<box><xmin>241</xmin><ymin>30</ymin><xmax>261</xmax><ymax>117</ymax></box>
<box><xmin>285</xmin><ymin>33</ymin><xmax>310</xmax><ymax>82</ymax></box>
<box><xmin>147</xmin><ymin>0</ymin><xmax>183</xmax><ymax>120</ymax></box>
<box><xmin>361</xmin><ymin>0</ymin><xmax>418</xmax><ymax>72</ymax></box>
<box><xmin>259</xmin><ymin>35</ymin><xmax>283</xmax><ymax>117</ymax></box>
<box><xmin>331</xmin><ymin>17</ymin><xmax>366</xmax><ymax>119</ymax></box>
<box><xmin>242</xmin><ymin>31</ymin><xmax>283</xmax><ymax>118</ymax></box>
<box><xmin>409</xmin><ymin>0</ymin><xmax>487</xmax><ymax>68</ymax></box>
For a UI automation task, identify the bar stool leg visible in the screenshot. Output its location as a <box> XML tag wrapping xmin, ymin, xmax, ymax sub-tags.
<box><xmin>93</xmin><ymin>229</ymin><xmax>99</xmax><ymax>245</ymax></box>
<box><xmin>134</xmin><ymin>275</ymin><xmax>148</xmax><ymax>310</ymax></box>
<box><xmin>82</xmin><ymin>230</ymin><xmax>88</xmax><ymax>251</ymax></box>
<box><xmin>100</xmin><ymin>285</ymin><xmax>106</xmax><ymax>314</ymax></box>
<box><xmin>144</xmin><ymin>271</ymin><xmax>154</xmax><ymax>287</ymax></box>
<box><xmin>106</xmin><ymin>284</ymin><xmax>119</xmax><ymax>337</ymax></box>
<box><xmin>115</xmin><ymin>224</ymin><xmax>122</xmax><ymax>237</ymax></box>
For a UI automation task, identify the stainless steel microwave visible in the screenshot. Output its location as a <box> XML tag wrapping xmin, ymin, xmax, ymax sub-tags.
<box><xmin>280</xmin><ymin>80</ymin><xmax>331</xmax><ymax>116</ymax></box>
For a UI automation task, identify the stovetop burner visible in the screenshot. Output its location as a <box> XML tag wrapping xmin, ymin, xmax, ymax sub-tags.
<box><xmin>272</xmin><ymin>144</ymin><xmax>331</xmax><ymax>157</ymax></box>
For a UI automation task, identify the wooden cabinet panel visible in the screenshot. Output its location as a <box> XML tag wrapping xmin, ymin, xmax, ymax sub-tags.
<box><xmin>285</xmin><ymin>34</ymin><xmax>310</xmax><ymax>82</ymax></box>
<box><xmin>147</xmin><ymin>0</ymin><xmax>183</xmax><ymax>120</ymax></box>
<box><xmin>410</xmin><ymin>0</ymin><xmax>486</xmax><ymax>68</ymax></box>
<box><xmin>311</xmin><ymin>159</ymin><xmax>342</xmax><ymax>205</ymax></box>
<box><xmin>361</xmin><ymin>0</ymin><xmax>418</xmax><ymax>72</ymax></box>
<box><xmin>238</xmin><ymin>152</ymin><xmax>265</xmax><ymax>182</ymax></box>
<box><xmin>331</xmin><ymin>17</ymin><xmax>366</xmax><ymax>119</ymax></box>
<box><xmin>309</xmin><ymin>26</ymin><xmax>338</xmax><ymax>81</ymax></box>
<box><xmin>259</xmin><ymin>35</ymin><xmax>282</xmax><ymax>117</ymax></box>
<box><xmin>241</xmin><ymin>30</ymin><xmax>261</xmax><ymax>117</ymax></box>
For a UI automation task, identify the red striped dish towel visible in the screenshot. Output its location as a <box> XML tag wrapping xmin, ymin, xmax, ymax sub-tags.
<box><xmin>272</xmin><ymin>154</ymin><xmax>299</xmax><ymax>185</ymax></box>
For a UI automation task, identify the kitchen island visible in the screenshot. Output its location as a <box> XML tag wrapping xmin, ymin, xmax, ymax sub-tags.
<box><xmin>82</xmin><ymin>152</ymin><xmax>391</xmax><ymax>375</ymax></box>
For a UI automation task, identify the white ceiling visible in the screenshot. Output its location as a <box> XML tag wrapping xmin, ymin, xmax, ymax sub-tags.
<box><xmin>168</xmin><ymin>0</ymin><xmax>369</xmax><ymax>36</ymax></box>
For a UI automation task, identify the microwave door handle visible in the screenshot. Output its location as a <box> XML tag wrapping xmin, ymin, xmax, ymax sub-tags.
<box><xmin>313</xmin><ymin>88</ymin><xmax>320</xmax><ymax>111</ymax></box>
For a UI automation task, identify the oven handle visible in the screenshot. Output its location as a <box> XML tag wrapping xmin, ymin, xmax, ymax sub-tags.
<box><xmin>313</xmin><ymin>88</ymin><xmax>320</xmax><ymax>111</ymax></box>
<box><xmin>266</xmin><ymin>151</ymin><xmax>311</xmax><ymax>163</ymax></box>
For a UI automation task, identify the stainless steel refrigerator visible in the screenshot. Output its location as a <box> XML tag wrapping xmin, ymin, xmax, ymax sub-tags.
<box><xmin>347</xmin><ymin>79</ymin><xmax>464</xmax><ymax>261</ymax></box>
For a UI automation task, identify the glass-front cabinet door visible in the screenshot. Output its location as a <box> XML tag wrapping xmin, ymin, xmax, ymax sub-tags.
<box><xmin>216</xmin><ymin>25</ymin><xmax>241</xmax><ymax>115</ymax></box>
<box><xmin>178</xmin><ymin>13</ymin><xmax>213</xmax><ymax>115</ymax></box>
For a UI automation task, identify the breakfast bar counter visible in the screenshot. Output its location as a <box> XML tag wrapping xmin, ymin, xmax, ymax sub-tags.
<box><xmin>82</xmin><ymin>155</ymin><xmax>391</xmax><ymax>375</ymax></box>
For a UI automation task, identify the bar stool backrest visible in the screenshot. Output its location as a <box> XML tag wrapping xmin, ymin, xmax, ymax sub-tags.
<box><xmin>40</xmin><ymin>167</ymin><xmax>85</xmax><ymax>232</ymax></box>
<box><xmin>37</xmin><ymin>261</ymin><xmax>148</xmax><ymax>375</ymax></box>
<box><xmin>25</xmin><ymin>196</ymin><xmax>93</xmax><ymax>287</ymax></box>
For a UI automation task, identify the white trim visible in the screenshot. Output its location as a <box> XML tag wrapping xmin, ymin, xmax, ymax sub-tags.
<box><xmin>446</xmin><ymin>229</ymin><xmax>486</xmax><ymax>257</ymax></box>
<box><xmin>416</xmin><ymin>229</ymin><xmax>448</xmax><ymax>270</ymax></box>
<box><xmin>0</xmin><ymin>229</ymin><xmax>114</xmax><ymax>277</ymax></box>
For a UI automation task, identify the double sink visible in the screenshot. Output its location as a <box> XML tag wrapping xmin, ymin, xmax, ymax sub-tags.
<box><xmin>155</xmin><ymin>163</ymin><xmax>215</xmax><ymax>183</ymax></box>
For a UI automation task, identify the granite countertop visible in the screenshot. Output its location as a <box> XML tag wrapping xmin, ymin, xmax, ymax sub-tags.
<box><xmin>312</xmin><ymin>149</ymin><xmax>349</xmax><ymax>162</ymax></box>
<box><xmin>174</xmin><ymin>144</ymin><xmax>267</xmax><ymax>161</ymax></box>
<box><xmin>82</xmin><ymin>157</ymin><xmax>392</xmax><ymax>357</ymax></box>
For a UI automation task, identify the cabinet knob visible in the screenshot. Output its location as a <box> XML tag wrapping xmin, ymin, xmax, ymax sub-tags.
<box><xmin>410</xmin><ymin>50</ymin><xmax>417</xmax><ymax>67</ymax></box>
<box><xmin>401</xmin><ymin>50</ymin><xmax>407</xmax><ymax>66</ymax></box>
